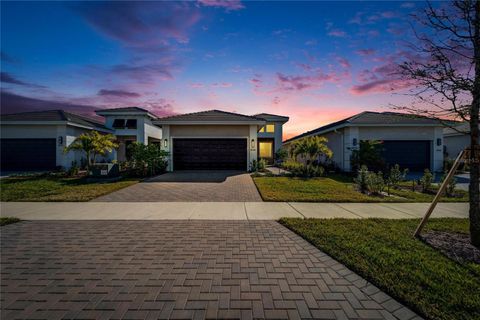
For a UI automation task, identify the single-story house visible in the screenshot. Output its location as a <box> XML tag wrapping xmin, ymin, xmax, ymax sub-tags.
<box><xmin>443</xmin><ymin>122</ymin><xmax>476</xmax><ymax>159</ymax></box>
<box><xmin>0</xmin><ymin>110</ymin><xmax>113</xmax><ymax>170</ymax></box>
<box><xmin>0</xmin><ymin>108</ymin><xmax>288</xmax><ymax>171</ymax></box>
<box><xmin>283</xmin><ymin>111</ymin><xmax>444</xmax><ymax>172</ymax></box>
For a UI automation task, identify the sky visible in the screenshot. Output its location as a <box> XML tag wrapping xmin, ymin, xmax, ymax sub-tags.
<box><xmin>1</xmin><ymin>0</ymin><xmax>429</xmax><ymax>139</ymax></box>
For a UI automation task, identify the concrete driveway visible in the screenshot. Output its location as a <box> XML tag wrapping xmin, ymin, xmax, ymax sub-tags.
<box><xmin>93</xmin><ymin>171</ymin><xmax>262</xmax><ymax>202</ymax></box>
<box><xmin>1</xmin><ymin>220</ymin><xmax>417</xmax><ymax>320</ymax></box>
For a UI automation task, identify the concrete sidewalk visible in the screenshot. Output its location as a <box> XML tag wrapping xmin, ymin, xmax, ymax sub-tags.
<box><xmin>0</xmin><ymin>201</ymin><xmax>468</xmax><ymax>220</ymax></box>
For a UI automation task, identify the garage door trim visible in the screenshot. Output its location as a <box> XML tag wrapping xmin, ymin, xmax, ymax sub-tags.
<box><xmin>172</xmin><ymin>136</ymin><xmax>249</xmax><ymax>171</ymax></box>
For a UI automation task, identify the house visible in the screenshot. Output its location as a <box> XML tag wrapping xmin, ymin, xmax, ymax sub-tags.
<box><xmin>0</xmin><ymin>108</ymin><xmax>288</xmax><ymax>171</ymax></box>
<box><xmin>0</xmin><ymin>110</ymin><xmax>113</xmax><ymax>170</ymax></box>
<box><xmin>283</xmin><ymin>111</ymin><xmax>445</xmax><ymax>172</ymax></box>
<box><xmin>153</xmin><ymin>110</ymin><xmax>288</xmax><ymax>171</ymax></box>
<box><xmin>443</xmin><ymin>122</ymin><xmax>475</xmax><ymax>159</ymax></box>
<box><xmin>95</xmin><ymin>107</ymin><xmax>162</xmax><ymax>162</ymax></box>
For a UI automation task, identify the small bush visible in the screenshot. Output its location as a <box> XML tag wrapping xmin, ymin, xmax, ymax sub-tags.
<box><xmin>0</xmin><ymin>217</ymin><xmax>20</xmax><ymax>226</ymax></box>
<box><xmin>366</xmin><ymin>171</ymin><xmax>385</xmax><ymax>195</ymax></box>
<box><xmin>355</xmin><ymin>165</ymin><xmax>369</xmax><ymax>193</ymax></box>
<box><xmin>258</xmin><ymin>158</ymin><xmax>267</xmax><ymax>170</ymax></box>
<box><xmin>386</xmin><ymin>164</ymin><xmax>408</xmax><ymax>194</ymax></box>
<box><xmin>282</xmin><ymin>160</ymin><xmax>325</xmax><ymax>177</ymax></box>
<box><xmin>441</xmin><ymin>171</ymin><xmax>457</xmax><ymax>197</ymax></box>
<box><xmin>67</xmin><ymin>160</ymin><xmax>80</xmax><ymax>177</ymax></box>
<box><xmin>126</xmin><ymin>143</ymin><xmax>169</xmax><ymax>177</ymax></box>
<box><xmin>420</xmin><ymin>169</ymin><xmax>434</xmax><ymax>193</ymax></box>
<box><xmin>250</xmin><ymin>159</ymin><xmax>258</xmax><ymax>172</ymax></box>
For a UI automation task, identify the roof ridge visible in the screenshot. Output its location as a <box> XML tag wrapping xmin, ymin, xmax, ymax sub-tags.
<box><xmin>1</xmin><ymin>109</ymin><xmax>64</xmax><ymax>117</ymax></box>
<box><xmin>157</xmin><ymin>109</ymin><xmax>262</xmax><ymax>121</ymax></box>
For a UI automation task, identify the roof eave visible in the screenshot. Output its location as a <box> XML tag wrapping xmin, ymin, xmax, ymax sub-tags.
<box><xmin>153</xmin><ymin>120</ymin><xmax>266</xmax><ymax>125</ymax></box>
<box><xmin>95</xmin><ymin>110</ymin><xmax>158</xmax><ymax>119</ymax></box>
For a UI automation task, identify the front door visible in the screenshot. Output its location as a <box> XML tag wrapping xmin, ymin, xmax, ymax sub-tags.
<box><xmin>258</xmin><ymin>139</ymin><xmax>274</xmax><ymax>164</ymax></box>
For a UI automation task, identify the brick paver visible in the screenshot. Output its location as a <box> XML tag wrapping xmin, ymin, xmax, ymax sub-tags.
<box><xmin>1</xmin><ymin>221</ymin><xmax>419</xmax><ymax>320</ymax></box>
<box><xmin>93</xmin><ymin>171</ymin><xmax>262</xmax><ymax>202</ymax></box>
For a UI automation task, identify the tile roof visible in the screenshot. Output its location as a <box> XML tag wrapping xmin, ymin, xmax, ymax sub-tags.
<box><xmin>253</xmin><ymin>113</ymin><xmax>289</xmax><ymax>121</ymax></box>
<box><xmin>155</xmin><ymin>109</ymin><xmax>265</xmax><ymax>122</ymax></box>
<box><xmin>95</xmin><ymin>107</ymin><xmax>150</xmax><ymax>113</ymax></box>
<box><xmin>1</xmin><ymin>110</ymin><xmax>110</xmax><ymax>130</ymax></box>
<box><xmin>284</xmin><ymin>111</ymin><xmax>443</xmax><ymax>143</ymax></box>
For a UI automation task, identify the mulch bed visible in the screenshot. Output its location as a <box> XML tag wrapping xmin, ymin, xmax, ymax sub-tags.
<box><xmin>420</xmin><ymin>231</ymin><xmax>480</xmax><ymax>265</ymax></box>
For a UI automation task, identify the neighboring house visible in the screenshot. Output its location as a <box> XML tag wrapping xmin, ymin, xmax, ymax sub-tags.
<box><xmin>283</xmin><ymin>111</ymin><xmax>444</xmax><ymax>172</ymax></box>
<box><xmin>443</xmin><ymin>122</ymin><xmax>475</xmax><ymax>159</ymax></box>
<box><xmin>0</xmin><ymin>108</ymin><xmax>289</xmax><ymax>171</ymax></box>
<box><xmin>0</xmin><ymin>110</ymin><xmax>113</xmax><ymax>170</ymax></box>
<box><xmin>154</xmin><ymin>110</ymin><xmax>288</xmax><ymax>171</ymax></box>
<box><xmin>95</xmin><ymin>107</ymin><xmax>162</xmax><ymax>161</ymax></box>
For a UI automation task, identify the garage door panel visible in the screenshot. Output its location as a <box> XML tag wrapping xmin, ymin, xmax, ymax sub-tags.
<box><xmin>173</xmin><ymin>138</ymin><xmax>247</xmax><ymax>170</ymax></box>
<box><xmin>381</xmin><ymin>140</ymin><xmax>430</xmax><ymax>171</ymax></box>
<box><xmin>1</xmin><ymin>139</ymin><xmax>57</xmax><ymax>170</ymax></box>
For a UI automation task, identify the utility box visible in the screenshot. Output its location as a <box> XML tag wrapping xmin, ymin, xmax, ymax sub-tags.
<box><xmin>90</xmin><ymin>163</ymin><xmax>119</xmax><ymax>178</ymax></box>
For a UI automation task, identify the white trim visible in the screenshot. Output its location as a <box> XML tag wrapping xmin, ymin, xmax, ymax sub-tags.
<box><xmin>170</xmin><ymin>136</ymin><xmax>250</xmax><ymax>171</ymax></box>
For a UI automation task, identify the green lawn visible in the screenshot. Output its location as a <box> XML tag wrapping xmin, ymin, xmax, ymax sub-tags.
<box><xmin>0</xmin><ymin>217</ymin><xmax>20</xmax><ymax>226</ymax></box>
<box><xmin>253</xmin><ymin>176</ymin><xmax>468</xmax><ymax>202</ymax></box>
<box><xmin>279</xmin><ymin>218</ymin><xmax>480</xmax><ymax>320</ymax></box>
<box><xmin>0</xmin><ymin>175</ymin><xmax>139</xmax><ymax>201</ymax></box>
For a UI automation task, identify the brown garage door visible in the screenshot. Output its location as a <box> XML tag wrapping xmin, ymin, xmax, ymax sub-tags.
<box><xmin>173</xmin><ymin>138</ymin><xmax>247</xmax><ymax>170</ymax></box>
<box><xmin>1</xmin><ymin>138</ymin><xmax>57</xmax><ymax>171</ymax></box>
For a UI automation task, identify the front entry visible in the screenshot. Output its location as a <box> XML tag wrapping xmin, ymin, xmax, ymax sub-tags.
<box><xmin>258</xmin><ymin>138</ymin><xmax>274</xmax><ymax>164</ymax></box>
<box><xmin>172</xmin><ymin>138</ymin><xmax>247</xmax><ymax>170</ymax></box>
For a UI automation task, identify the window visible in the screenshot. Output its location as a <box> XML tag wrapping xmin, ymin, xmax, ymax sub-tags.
<box><xmin>259</xmin><ymin>123</ymin><xmax>275</xmax><ymax>133</ymax></box>
<box><xmin>259</xmin><ymin>141</ymin><xmax>273</xmax><ymax>158</ymax></box>
<box><xmin>126</xmin><ymin>119</ymin><xmax>137</xmax><ymax>129</ymax></box>
<box><xmin>112</xmin><ymin>119</ymin><xmax>125</xmax><ymax>128</ymax></box>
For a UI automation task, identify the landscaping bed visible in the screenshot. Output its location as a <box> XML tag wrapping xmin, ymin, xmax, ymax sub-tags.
<box><xmin>0</xmin><ymin>217</ymin><xmax>20</xmax><ymax>226</ymax></box>
<box><xmin>253</xmin><ymin>175</ymin><xmax>468</xmax><ymax>203</ymax></box>
<box><xmin>0</xmin><ymin>174</ymin><xmax>139</xmax><ymax>201</ymax></box>
<box><xmin>279</xmin><ymin>217</ymin><xmax>480</xmax><ymax>320</ymax></box>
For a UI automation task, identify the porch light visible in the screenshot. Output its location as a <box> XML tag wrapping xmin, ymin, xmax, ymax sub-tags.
<box><xmin>58</xmin><ymin>136</ymin><xmax>63</xmax><ymax>146</ymax></box>
<box><xmin>437</xmin><ymin>138</ymin><xmax>442</xmax><ymax>146</ymax></box>
<box><xmin>164</xmin><ymin>139</ymin><xmax>168</xmax><ymax>148</ymax></box>
<box><xmin>251</xmin><ymin>139</ymin><xmax>255</xmax><ymax>149</ymax></box>
<box><xmin>352</xmin><ymin>138</ymin><xmax>357</xmax><ymax>146</ymax></box>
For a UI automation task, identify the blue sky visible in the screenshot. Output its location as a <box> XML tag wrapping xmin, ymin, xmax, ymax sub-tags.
<box><xmin>1</xmin><ymin>1</ymin><xmax>426</xmax><ymax>138</ymax></box>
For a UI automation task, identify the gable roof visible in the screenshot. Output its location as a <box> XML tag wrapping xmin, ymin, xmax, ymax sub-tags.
<box><xmin>284</xmin><ymin>111</ymin><xmax>443</xmax><ymax>143</ymax></box>
<box><xmin>154</xmin><ymin>109</ymin><xmax>266</xmax><ymax>124</ymax></box>
<box><xmin>1</xmin><ymin>110</ymin><xmax>111</xmax><ymax>131</ymax></box>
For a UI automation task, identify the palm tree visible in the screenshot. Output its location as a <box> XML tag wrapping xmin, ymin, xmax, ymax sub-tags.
<box><xmin>293</xmin><ymin>136</ymin><xmax>332</xmax><ymax>164</ymax></box>
<box><xmin>64</xmin><ymin>131</ymin><xmax>118</xmax><ymax>168</ymax></box>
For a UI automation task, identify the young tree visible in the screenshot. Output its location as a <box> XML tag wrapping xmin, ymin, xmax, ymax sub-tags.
<box><xmin>293</xmin><ymin>136</ymin><xmax>333</xmax><ymax>163</ymax></box>
<box><xmin>398</xmin><ymin>1</ymin><xmax>480</xmax><ymax>246</ymax></box>
<box><xmin>64</xmin><ymin>131</ymin><xmax>118</xmax><ymax>168</ymax></box>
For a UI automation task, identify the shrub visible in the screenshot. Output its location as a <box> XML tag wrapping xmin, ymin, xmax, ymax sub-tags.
<box><xmin>258</xmin><ymin>158</ymin><xmax>267</xmax><ymax>170</ymax></box>
<box><xmin>355</xmin><ymin>165</ymin><xmax>369</xmax><ymax>193</ymax></box>
<box><xmin>127</xmin><ymin>143</ymin><xmax>169</xmax><ymax>177</ymax></box>
<box><xmin>282</xmin><ymin>160</ymin><xmax>324</xmax><ymax>177</ymax></box>
<box><xmin>420</xmin><ymin>169</ymin><xmax>434</xmax><ymax>193</ymax></box>
<box><xmin>366</xmin><ymin>171</ymin><xmax>385</xmax><ymax>195</ymax></box>
<box><xmin>67</xmin><ymin>160</ymin><xmax>80</xmax><ymax>177</ymax></box>
<box><xmin>275</xmin><ymin>147</ymin><xmax>288</xmax><ymax>165</ymax></box>
<box><xmin>351</xmin><ymin>140</ymin><xmax>385</xmax><ymax>172</ymax></box>
<box><xmin>440</xmin><ymin>170</ymin><xmax>457</xmax><ymax>197</ymax></box>
<box><xmin>250</xmin><ymin>159</ymin><xmax>258</xmax><ymax>172</ymax></box>
<box><xmin>386</xmin><ymin>164</ymin><xmax>408</xmax><ymax>192</ymax></box>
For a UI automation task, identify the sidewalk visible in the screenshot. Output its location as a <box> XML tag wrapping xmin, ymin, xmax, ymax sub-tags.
<box><xmin>0</xmin><ymin>201</ymin><xmax>468</xmax><ymax>220</ymax></box>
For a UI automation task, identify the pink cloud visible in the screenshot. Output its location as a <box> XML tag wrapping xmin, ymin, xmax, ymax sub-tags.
<box><xmin>328</xmin><ymin>29</ymin><xmax>346</xmax><ymax>37</ymax></box>
<box><xmin>211</xmin><ymin>82</ymin><xmax>233</xmax><ymax>88</ymax></box>
<box><xmin>189</xmin><ymin>82</ymin><xmax>205</xmax><ymax>88</ymax></box>
<box><xmin>356</xmin><ymin>49</ymin><xmax>376</xmax><ymax>56</ymax></box>
<box><xmin>337</xmin><ymin>57</ymin><xmax>351</xmax><ymax>68</ymax></box>
<box><xmin>197</xmin><ymin>0</ymin><xmax>244</xmax><ymax>11</ymax></box>
<box><xmin>275</xmin><ymin>71</ymin><xmax>337</xmax><ymax>92</ymax></box>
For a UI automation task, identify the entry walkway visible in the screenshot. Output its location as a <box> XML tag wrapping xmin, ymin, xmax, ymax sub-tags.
<box><xmin>1</xmin><ymin>202</ymin><xmax>468</xmax><ymax>220</ymax></box>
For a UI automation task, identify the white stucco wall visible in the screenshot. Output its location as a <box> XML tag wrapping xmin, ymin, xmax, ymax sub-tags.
<box><xmin>161</xmin><ymin>124</ymin><xmax>257</xmax><ymax>171</ymax></box>
<box><xmin>104</xmin><ymin>115</ymin><xmax>161</xmax><ymax>144</ymax></box>
<box><xmin>444</xmin><ymin>134</ymin><xmax>469</xmax><ymax>159</ymax></box>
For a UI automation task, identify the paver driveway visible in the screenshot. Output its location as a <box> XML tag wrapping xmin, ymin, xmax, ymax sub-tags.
<box><xmin>93</xmin><ymin>171</ymin><xmax>262</xmax><ymax>202</ymax></box>
<box><xmin>1</xmin><ymin>220</ymin><xmax>418</xmax><ymax>320</ymax></box>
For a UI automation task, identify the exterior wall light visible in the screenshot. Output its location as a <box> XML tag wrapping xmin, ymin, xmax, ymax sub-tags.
<box><xmin>437</xmin><ymin>138</ymin><xmax>442</xmax><ymax>146</ymax></box>
<box><xmin>164</xmin><ymin>139</ymin><xmax>168</xmax><ymax>148</ymax></box>
<box><xmin>352</xmin><ymin>138</ymin><xmax>357</xmax><ymax>146</ymax></box>
<box><xmin>251</xmin><ymin>139</ymin><xmax>255</xmax><ymax>149</ymax></box>
<box><xmin>58</xmin><ymin>136</ymin><xmax>63</xmax><ymax>146</ymax></box>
